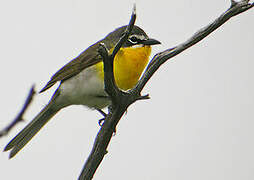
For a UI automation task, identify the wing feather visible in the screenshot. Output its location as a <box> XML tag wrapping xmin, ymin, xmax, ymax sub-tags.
<box><xmin>39</xmin><ymin>42</ymin><xmax>102</xmax><ymax>93</ymax></box>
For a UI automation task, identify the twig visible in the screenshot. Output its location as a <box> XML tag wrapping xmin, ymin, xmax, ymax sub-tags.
<box><xmin>78</xmin><ymin>0</ymin><xmax>253</xmax><ymax>179</ymax></box>
<box><xmin>0</xmin><ymin>85</ymin><xmax>36</xmax><ymax>138</ymax></box>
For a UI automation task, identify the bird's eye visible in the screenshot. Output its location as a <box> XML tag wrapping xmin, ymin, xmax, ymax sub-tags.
<box><xmin>128</xmin><ymin>36</ymin><xmax>139</xmax><ymax>44</ymax></box>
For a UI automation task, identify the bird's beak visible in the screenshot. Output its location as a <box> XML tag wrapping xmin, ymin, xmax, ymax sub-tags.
<box><xmin>142</xmin><ymin>38</ymin><xmax>161</xmax><ymax>45</ymax></box>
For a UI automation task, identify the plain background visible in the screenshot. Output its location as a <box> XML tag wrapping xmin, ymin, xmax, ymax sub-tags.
<box><xmin>0</xmin><ymin>0</ymin><xmax>253</xmax><ymax>179</ymax></box>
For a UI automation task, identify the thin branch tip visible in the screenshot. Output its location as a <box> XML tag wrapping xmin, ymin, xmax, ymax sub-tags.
<box><xmin>0</xmin><ymin>85</ymin><xmax>36</xmax><ymax>138</ymax></box>
<box><xmin>137</xmin><ymin>94</ymin><xmax>150</xmax><ymax>101</ymax></box>
<box><xmin>132</xmin><ymin>3</ymin><xmax>137</xmax><ymax>15</ymax></box>
<box><xmin>112</xmin><ymin>12</ymin><xmax>136</xmax><ymax>60</ymax></box>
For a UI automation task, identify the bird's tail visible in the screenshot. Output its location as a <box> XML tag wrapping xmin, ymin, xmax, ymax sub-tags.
<box><xmin>4</xmin><ymin>91</ymin><xmax>61</xmax><ymax>158</ymax></box>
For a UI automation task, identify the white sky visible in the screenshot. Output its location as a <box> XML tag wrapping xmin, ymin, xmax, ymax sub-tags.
<box><xmin>0</xmin><ymin>0</ymin><xmax>253</xmax><ymax>180</ymax></box>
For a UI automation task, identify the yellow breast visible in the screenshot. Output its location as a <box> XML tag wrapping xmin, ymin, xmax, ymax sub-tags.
<box><xmin>95</xmin><ymin>45</ymin><xmax>152</xmax><ymax>90</ymax></box>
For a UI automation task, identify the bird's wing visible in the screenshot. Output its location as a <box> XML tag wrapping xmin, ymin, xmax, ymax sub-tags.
<box><xmin>39</xmin><ymin>42</ymin><xmax>102</xmax><ymax>93</ymax></box>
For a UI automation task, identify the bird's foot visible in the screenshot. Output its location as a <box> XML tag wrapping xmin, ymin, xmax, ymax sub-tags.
<box><xmin>96</xmin><ymin>108</ymin><xmax>107</xmax><ymax>126</ymax></box>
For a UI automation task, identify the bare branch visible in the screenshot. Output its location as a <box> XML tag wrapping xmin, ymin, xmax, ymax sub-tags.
<box><xmin>77</xmin><ymin>1</ymin><xmax>253</xmax><ymax>179</ymax></box>
<box><xmin>78</xmin><ymin>1</ymin><xmax>253</xmax><ymax>179</ymax></box>
<box><xmin>0</xmin><ymin>85</ymin><xmax>36</xmax><ymax>138</ymax></box>
<box><xmin>2</xmin><ymin>0</ymin><xmax>252</xmax><ymax>179</ymax></box>
<box><xmin>78</xmin><ymin>5</ymin><xmax>137</xmax><ymax>180</ymax></box>
<box><xmin>134</xmin><ymin>0</ymin><xmax>254</xmax><ymax>93</ymax></box>
<box><xmin>111</xmin><ymin>4</ymin><xmax>136</xmax><ymax>61</ymax></box>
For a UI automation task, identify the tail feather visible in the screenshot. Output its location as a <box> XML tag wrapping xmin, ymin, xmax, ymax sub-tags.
<box><xmin>4</xmin><ymin>100</ymin><xmax>60</xmax><ymax>158</ymax></box>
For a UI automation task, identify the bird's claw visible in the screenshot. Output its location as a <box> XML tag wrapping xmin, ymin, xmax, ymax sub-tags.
<box><xmin>98</xmin><ymin>118</ymin><xmax>105</xmax><ymax>126</ymax></box>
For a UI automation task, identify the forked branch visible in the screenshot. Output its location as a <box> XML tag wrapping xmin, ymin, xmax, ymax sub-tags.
<box><xmin>79</xmin><ymin>1</ymin><xmax>253</xmax><ymax>180</ymax></box>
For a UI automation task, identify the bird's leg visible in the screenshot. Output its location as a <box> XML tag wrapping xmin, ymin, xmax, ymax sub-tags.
<box><xmin>96</xmin><ymin>108</ymin><xmax>107</xmax><ymax>126</ymax></box>
<box><xmin>96</xmin><ymin>107</ymin><xmax>117</xmax><ymax>135</ymax></box>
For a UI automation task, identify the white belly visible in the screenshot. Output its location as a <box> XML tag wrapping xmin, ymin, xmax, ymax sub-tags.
<box><xmin>56</xmin><ymin>66</ymin><xmax>110</xmax><ymax>109</ymax></box>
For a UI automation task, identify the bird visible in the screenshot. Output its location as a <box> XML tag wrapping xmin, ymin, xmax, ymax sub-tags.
<box><xmin>4</xmin><ymin>25</ymin><xmax>161</xmax><ymax>158</ymax></box>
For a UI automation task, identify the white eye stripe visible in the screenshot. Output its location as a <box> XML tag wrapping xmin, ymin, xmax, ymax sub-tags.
<box><xmin>130</xmin><ymin>44</ymin><xmax>144</xmax><ymax>48</ymax></box>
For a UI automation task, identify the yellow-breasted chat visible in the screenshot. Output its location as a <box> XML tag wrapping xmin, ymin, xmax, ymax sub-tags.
<box><xmin>4</xmin><ymin>25</ymin><xmax>160</xmax><ymax>158</ymax></box>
